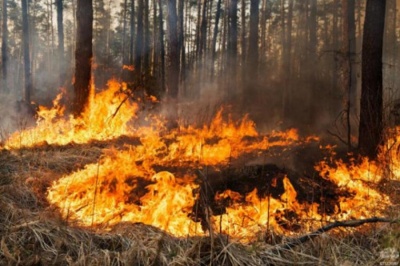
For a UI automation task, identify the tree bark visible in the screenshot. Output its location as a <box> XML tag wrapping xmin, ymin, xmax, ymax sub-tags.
<box><xmin>73</xmin><ymin>0</ymin><xmax>93</xmax><ymax>116</ymax></box>
<box><xmin>129</xmin><ymin>0</ymin><xmax>135</xmax><ymax>66</ymax></box>
<box><xmin>341</xmin><ymin>0</ymin><xmax>352</xmax><ymax>150</ymax></box>
<box><xmin>282</xmin><ymin>0</ymin><xmax>293</xmax><ymax>120</ymax></box>
<box><xmin>358</xmin><ymin>0</ymin><xmax>386</xmax><ymax>159</ymax></box>
<box><xmin>178</xmin><ymin>0</ymin><xmax>186</xmax><ymax>93</ymax></box>
<box><xmin>22</xmin><ymin>0</ymin><xmax>32</xmax><ymax>103</ymax></box>
<box><xmin>227</xmin><ymin>0</ymin><xmax>238</xmax><ymax>96</ymax></box>
<box><xmin>247</xmin><ymin>0</ymin><xmax>259</xmax><ymax>77</ymax></box>
<box><xmin>211</xmin><ymin>0</ymin><xmax>222</xmax><ymax>79</ymax></box>
<box><xmin>158</xmin><ymin>0</ymin><xmax>166</xmax><ymax>94</ymax></box>
<box><xmin>56</xmin><ymin>0</ymin><xmax>65</xmax><ymax>87</ymax></box>
<box><xmin>121</xmin><ymin>0</ymin><xmax>128</xmax><ymax>66</ymax></box>
<box><xmin>167</xmin><ymin>0</ymin><xmax>180</xmax><ymax>99</ymax></box>
<box><xmin>135</xmin><ymin>0</ymin><xmax>144</xmax><ymax>75</ymax></box>
<box><xmin>2</xmin><ymin>0</ymin><xmax>8</xmax><ymax>92</ymax></box>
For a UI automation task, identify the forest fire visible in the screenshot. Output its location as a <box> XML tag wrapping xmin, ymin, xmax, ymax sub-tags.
<box><xmin>2</xmin><ymin>81</ymin><xmax>396</xmax><ymax>242</ymax></box>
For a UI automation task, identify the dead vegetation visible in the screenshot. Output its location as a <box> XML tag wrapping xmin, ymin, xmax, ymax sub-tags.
<box><xmin>0</xmin><ymin>144</ymin><xmax>399</xmax><ymax>266</ymax></box>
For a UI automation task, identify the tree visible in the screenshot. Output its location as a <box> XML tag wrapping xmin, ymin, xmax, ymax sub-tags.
<box><xmin>358</xmin><ymin>0</ymin><xmax>387</xmax><ymax>158</ymax></box>
<box><xmin>135</xmin><ymin>0</ymin><xmax>144</xmax><ymax>76</ymax></box>
<box><xmin>22</xmin><ymin>0</ymin><xmax>32</xmax><ymax>103</ymax></box>
<box><xmin>56</xmin><ymin>0</ymin><xmax>65</xmax><ymax>87</ymax></box>
<box><xmin>227</xmin><ymin>0</ymin><xmax>238</xmax><ymax>96</ymax></box>
<box><xmin>166</xmin><ymin>0</ymin><xmax>179</xmax><ymax>99</ymax></box>
<box><xmin>73</xmin><ymin>0</ymin><xmax>93</xmax><ymax>116</ymax></box>
<box><xmin>2</xmin><ymin>0</ymin><xmax>8</xmax><ymax>92</ymax></box>
<box><xmin>158</xmin><ymin>0</ymin><xmax>166</xmax><ymax>94</ymax></box>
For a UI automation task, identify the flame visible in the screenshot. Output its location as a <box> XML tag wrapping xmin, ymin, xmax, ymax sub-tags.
<box><xmin>4</xmin><ymin>80</ymin><xmax>397</xmax><ymax>242</ymax></box>
<box><xmin>5</xmin><ymin>80</ymin><xmax>138</xmax><ymax>149</ymax></box>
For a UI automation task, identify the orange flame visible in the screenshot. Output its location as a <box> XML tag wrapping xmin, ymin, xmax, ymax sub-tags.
<box><xmin>4</xmin><ymin>80</ymin><xmax>397</xmax><ymax>242</ymax></box>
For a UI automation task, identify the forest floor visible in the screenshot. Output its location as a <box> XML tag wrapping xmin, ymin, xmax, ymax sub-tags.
<box><xmin>0</xmin><ymin>139</ymin><xmax>399</xmax><ymax>266</ymax></box>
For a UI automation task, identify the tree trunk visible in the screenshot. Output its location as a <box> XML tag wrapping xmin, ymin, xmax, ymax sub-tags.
<box><xmin>358</xmin><ymin>0</ymin><xmax>386</xmax><ymax>159</ymax></box>
<box><xmin>167</xmin><ymin>0</ymin><xmax>180</xmax><ymax>99</ymax></box>
<box><xmin>241</xmin><ymin>0</ymin><xmax>246</xmax><ymax>81</ymax></box>
<box><xmin>143</xmin><ymin>0</ymin><xmax>150</xmax><ymax>73</ymax></box>
<box><xmin>22</xmin><ymin>0</ymin><xmax>32</xmax><ymax>103</ymax></box>
<box><xmin>158</xmin><ymin>0</ymin><xmax>166</xmax><ymax>94</ymax></box>
<box><xmin>308</xmin><ymin>0</ymin><xmax>317</xmax><ymax>124</ymax></box>
<box><xmin>178</xmin><ymin>0</ymin><xmax>186</xmax><ymax>94</ymax></box>
<box><xmin>135</xmin><ymin>0</ymin><xmax>144</xmax><ymax>75</ymax></box>
<box><xmin>129</xmin><ymin>0</ymin><xmax>135</xmax><ymax>66</ymax></box>
<box><xmin>282</xmin><ymin>0</ymin><xmax>293</xmax><ymax>120</ymax></box>
<box><xmin>73</xmin><ymin>0</ymin><xmax>93</xmax><ymax>116</ymax></box>
<box><xmin>56</xmin><ymin>0</ymin><xmax>65</xmax><ymax>87</ymax></box>
<box><xmin>341</xmin><ymin>0</ymin><xmax>352</xmax><ymax>150</ymax></box>
<box><xmin>248</xmin><ymin>0</ymin><xmax>259</xmax><ymax>77</ymax></box>
<box><xmin>2</xmin><ymin>0</ymin><xmax>8</xmax><ymax>92</ymax></box>
<box><xmin>348</xmin><ymin>0</ymin><xmax>356</xmax><ymax>117</ymax></box>
<box><xmin>211</xmin><ymin>0</ymin><xmax>222</xmax><ymax>79</ymax></box>
<box><xmin>121</xmin><ymin>0</ymin><xmax>128</xmax><ymax>66</ymax></box>
<box><xmin>227</xmin><ymin>0</ymin><xmax>238</xmax><ymax>96</ymax></box>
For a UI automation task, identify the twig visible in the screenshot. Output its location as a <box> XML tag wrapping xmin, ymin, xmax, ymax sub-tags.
<box><xmin>276</xmin><ymin>217</ymin><xmax>397</xmax><ymax>250</ymax></box>
<box><xmin>327</xmin><ymin>129</ymin><xmax>349</xmax><ymax>147</ymax></box>
<box><xmin>110</xmin><ymin>93</ymin><xmax>132</xmax><ymax>120</ymax></box>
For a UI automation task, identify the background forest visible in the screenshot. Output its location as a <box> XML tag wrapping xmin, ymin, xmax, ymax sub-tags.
<box><xmin>0</xmin><ymin>0</ymin><xmax>399</xmax><ymax>139</ymax></box>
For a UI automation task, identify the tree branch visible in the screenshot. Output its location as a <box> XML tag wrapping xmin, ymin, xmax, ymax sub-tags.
<box><xmin>276</xmin><ymin>217</ymin><xmax>398</xmax><ymax>250</ymax></box>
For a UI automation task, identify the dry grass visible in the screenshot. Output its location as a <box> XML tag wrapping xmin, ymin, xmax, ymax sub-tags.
<box><xmin>0</xmin><ymin>145</ymin><xmax>399</xmax><ymax>266</ymax></box>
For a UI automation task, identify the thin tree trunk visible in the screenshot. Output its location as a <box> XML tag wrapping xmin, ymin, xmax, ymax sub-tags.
<box><xmin>167</xmin><ymin>0</ymin><xmax>179</xmax><ymax>99</ymax></box>
<box><xmin>260</xmin><ymin>0</ymin><xmax>268</xmax><ymax>61</ymax></box>
<box><xmin>178</xmin><ymin>0</ymin><xmax>186</xmax><ymax>94</ymax></box>
<box><xmin>22</xmin><ymin>0</ymin><xmax>32</xmax><ymax>103</ymax></box>
<box><xmin>348</xmin><ymin>0</ymin><xmax>356</xmax><ymax>117</ymax></box>
<box><xmin>129</xmin><ymin>0</ymin><xmax>135</xmax><ymax>66</ymax></box>
<box><xmin>358</xmin><ymin>0</ymin><xmax>386</xmax><ymax>158</ymax></box>
<box><xmin>135</xmin><ymin>0</ymin><xmax>144</xmax><ymax>75</ymax></box>
<box><xmin>247</xmin><ymin>0</ymin><xmax>259</xmax><ymax>79</ymax></box>
<box><xmin>282</xmin><ymin>0</ymin><xmax>293</xmax><ymax>120</ymax></box>
<box><xmin>56</xmin><ymin>0</ymin><xmax>65</xmax><ymax>87</ymax></box>
<box><xmin>308</xmin><ymin>0</ymin><xmax>317</xmax><ymax>123</ymax></box>
<box><xmin>152</xmin><ymin>0</ymin><xmax>158</xmax><ymax>77</ymax></box>
<box><xmin>241</xmin><ymin>0</ymin><xmax>246</xmax><ymax>70</ymax></box>
<box><xmin>2</xmin><ymin>0</ymin><xmax>8</xmax><ymax>92</ymax></box>
<box><xmin>158</xmin><ymin>0</ymin><xmax>166</xmax><ymax>94</ymax></box>
<box><xmin>227</xmin><ymin>0</ymin><xmax>238</xmax><ymax>96</ymax></box>
<box><xmin>143</xmin><ymin>0</ymin><xmax>150</xmax><ymax>73</ymax></box>
<box><xmin>341</xmin><ymin>0</ymin><xmax>352</xmax><ymax>150</ymax></box>
<box><xmin>73</xmin><ymin>0</ymin><xmax>93</xmax><ymax>116</ymax></box>
<box><xmin>121</xmin><ymin>0</ymin><xmax>128</xmax><ymax>65</ymax></box>
<box><xmin>211</xmin><ymin>0</ymin><xmax>222</xmax><ymax>80</ymax></box>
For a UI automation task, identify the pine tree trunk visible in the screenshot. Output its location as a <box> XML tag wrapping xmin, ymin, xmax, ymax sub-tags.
<box><xmin>178</xmin><ymin>0</ymin><xmax>186</xmax><ymax>94</ymax></box>
<box><xmin>135</xmin><ymin>0</ymin><xmax>144</xmax><ymax>75</ymax></box>
<box><xmin>73</xmin><ymin>0</ymin><xmax>93</xmax><ymax>116</ymax></box>
<box><xmin>129</xmin><ymin>0</ymin><xmax>135</xmax><ymax>66</ymax></box>
<box><xmin>341</xmin><ymin>0</ymin><xmax>352</xmax><ymax>150</ymax></box>
<box><xmin>121</xmin><ymin>0</ymin><xmax>128</xmax><ymax>65</ymax></box>
<box><xmin>143</xmin><ymin>0</ymin><xmax>150</xmax><ymax>73</ymax></box>
<box><xmin>56</xmin><ymin>0</ymin><xmax>65</xmax><ymax>87</ymax></box>
<box><xmin>2</xmin><ymin>0</ymin><xmax>8</xmax><ymax>92</ymax></box>
<box><xmin>227</xmin><ymin>0</ymin><xmax>238</xmax><ymax>96</ymax></box>
<box><xmin>211</xmin><ymin>0</ymin><xmax>222</xmax><ymax>79</ymax></box>
<box><xmin>282</xmin><ymin>0</ymin><xmax>293</xmax><ymax>120</ymax></box>
<box><xmin>358</xmin><ymin>0</ymin><xmax>386</xmax><ymax>159</ymax></box>
<box><xmin>248</xmin><ymin>0</ymin><xmax>259</xmax><ymax>77</ymax></box>
<box><xmin>22</xmin><ymin>0</ymin><xmax>32</xmax><ymax>103</ymax></box>
<box><xmin>158</xmin><ymin>0</ymin><xmax>166</xmax><ymax>94</ymax></box>
<box><xmin>167</xmin><ymin>0</ymin><xmax>180</xmax><ymax>99</ymax></box>
<box><xmin>348</xmin><ymin>0</ymin><xmax>356</xmax><ymax>117</ymax></box>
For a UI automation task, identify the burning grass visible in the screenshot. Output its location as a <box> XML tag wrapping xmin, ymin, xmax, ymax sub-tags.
<box><xmin>1</xmin><ymin>133</ymin><xmax>399</xmax><ymax>265</ymax></box>
<box><xmin>1</xmin><ymin>80</ymin><xmax>400</xmax><ymax>264</ymax></box>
